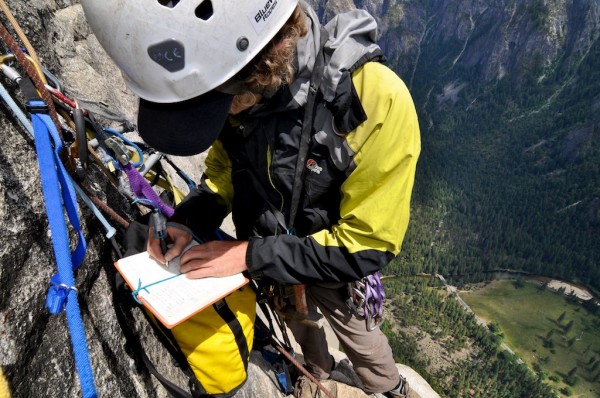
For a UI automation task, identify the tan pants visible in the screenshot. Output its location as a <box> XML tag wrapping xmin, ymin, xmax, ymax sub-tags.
<box><xmin>286</xmin><ymin>283</ymin><xmax>400</xmax><ymax>393</ymax></box>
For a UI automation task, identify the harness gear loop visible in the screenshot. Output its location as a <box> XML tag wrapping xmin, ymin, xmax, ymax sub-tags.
<box><xmin>346</xmin><ymin>271</ymin><xmax>386</xmax><ymax>331</ymax></box>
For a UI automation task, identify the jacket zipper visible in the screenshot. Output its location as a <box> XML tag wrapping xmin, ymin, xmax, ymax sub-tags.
<box><xmin>267</xmin><ymin>145</ymin><xmax>285</xmax><ymax>215</ymax></box>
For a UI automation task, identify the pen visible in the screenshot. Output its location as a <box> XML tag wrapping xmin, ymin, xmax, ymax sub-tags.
<box><xmin>151</xmin><ymin>209</ymin><xmax>168</xmax><ymax>258</ymax></box>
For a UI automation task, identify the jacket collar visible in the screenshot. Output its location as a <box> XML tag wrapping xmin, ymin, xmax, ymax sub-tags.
<box><xmin>250</xmin><ymin>2</ymin><xmax>384</xmax><ymax>117</ymax></box>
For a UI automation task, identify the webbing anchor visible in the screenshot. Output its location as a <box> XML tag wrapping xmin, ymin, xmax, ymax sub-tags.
<box><xmin>46</xmin><ymin>282</ymin><xmax>78</xmax><ymax>314</ymax></box>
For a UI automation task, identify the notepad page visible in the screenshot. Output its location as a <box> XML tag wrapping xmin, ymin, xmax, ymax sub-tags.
<box><xmin>138</xmin><ymin>271</ymin><xmax>246</xmax><ymax>324</ymax></box>
<box><xmin>115</xmin><ymin>249</ymin><xmax>247</xmax><ymax>327</ymax></box>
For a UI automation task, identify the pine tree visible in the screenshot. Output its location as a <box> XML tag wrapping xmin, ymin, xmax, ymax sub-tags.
<box><xmin>587</xmin><ymin>356</ymin><xmax>596</xmax><ymax>365</ymax></box>
<box><xmin>564</xmin><ymin>320</ymin><xmax>575</xmax><ymax>333</ymax></box>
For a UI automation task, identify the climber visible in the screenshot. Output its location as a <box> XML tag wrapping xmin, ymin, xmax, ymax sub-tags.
<box><xmin>82</xmin><ymin>1</ymin><xmax>419</xmax><ymax>397</ymax></box>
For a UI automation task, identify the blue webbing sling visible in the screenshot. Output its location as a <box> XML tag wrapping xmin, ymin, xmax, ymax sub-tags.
<box><xmin>28</xmin><ymin>98</ymin><xmax>97</xmax><ymax>398</ymax></box>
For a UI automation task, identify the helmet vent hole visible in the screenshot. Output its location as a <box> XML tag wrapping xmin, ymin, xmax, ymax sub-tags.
<box><xmin>195</xmin><ymin>1</ymin><xmax>213</xmax><ymax>20</ymax></box>
<box><xmin>157</xmin><ymin>0</ymin><xmax>180</xmax><ymax>8</ymax></box>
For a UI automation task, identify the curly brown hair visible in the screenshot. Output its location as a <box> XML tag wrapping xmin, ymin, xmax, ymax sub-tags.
<box><xmin>229</xmin><ymin>6</ymin><xmax>308</xmax><ymax>114</ymax></box>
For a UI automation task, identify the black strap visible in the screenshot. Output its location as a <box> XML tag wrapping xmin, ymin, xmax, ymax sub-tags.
<box><xmin>19</xmin><ymin>76</ymin><xmax>40</xmax><ymax>103</ymax></box>
<box><xmin>257</xmin><ymin>300</ymin><xmax>293</xmax><ymax>350</ymax></box>
<box><xmin>287</xmin><ymin>27</ymin><xmax>329</xmax><ymax>231</ymax></box>
<box><xmin>137</xmin><ymin>348</ymin><xmax>195</xmax><ymax>398</ymax></box>
<box><xmin>241</xmin><ymin>28</ymin><xmax>329</xmax><ymax>234</ymax></box>
<box><xmin>213</xmin><ymin>299</ymin><xmax>250</xmax><ymax>372</ymax></box>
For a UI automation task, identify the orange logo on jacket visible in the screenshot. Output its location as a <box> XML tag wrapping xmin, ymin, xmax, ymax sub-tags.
<box><xmin>306</xmin><ymin>159</ymin><xmax>322</xmax><ymax>174</ymax></box>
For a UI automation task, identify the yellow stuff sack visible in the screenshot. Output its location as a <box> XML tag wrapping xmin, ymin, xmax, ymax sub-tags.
<box><xmin>0</xmin><ymin>367</ymin><xmax>11</xmax><ymax>398</ymax></box>
<box><xmin>170</xmin><ymin>285</ymin><xmax>256</xmax><ymax>396</ymax></box>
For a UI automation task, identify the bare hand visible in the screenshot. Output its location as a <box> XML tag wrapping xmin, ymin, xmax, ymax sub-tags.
<box><xmin>147</xmin><ymin>222</ymin><xmax>193</xmax><ymax>265</ymax></box>
<box><xmin>179</xmin><ymin>240</ymin><xmax>249</xmax><ymax>279</ymax></box>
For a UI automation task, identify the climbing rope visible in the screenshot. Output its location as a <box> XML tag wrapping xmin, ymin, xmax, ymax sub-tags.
<box><xmin>0</xmin><ymin>20</ymin><xmax>61</xmax><ymax>133</ymax></box>
<box><xmin>0</xmin><ymin>0</ymin><xmax>45</xmax><ymax>72</ymax></box>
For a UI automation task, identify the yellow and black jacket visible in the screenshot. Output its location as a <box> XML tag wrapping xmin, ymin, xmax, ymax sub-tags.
<box><xmin>171</xmin><ymin>5</ymin><xmax>420</xmax><ymax>285</ymax></box>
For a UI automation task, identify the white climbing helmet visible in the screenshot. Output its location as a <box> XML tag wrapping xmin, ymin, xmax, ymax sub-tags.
<box><xmin>81</xmin><ymin>0</ymin><xmax>300</xmax><ymax>103</ymax></box>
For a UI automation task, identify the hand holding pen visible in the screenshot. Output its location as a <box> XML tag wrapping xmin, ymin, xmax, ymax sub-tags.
<box><xmin>147</xmin><ymin>218</ymin><xmax>194</xmax><ymax>267</ymax></box>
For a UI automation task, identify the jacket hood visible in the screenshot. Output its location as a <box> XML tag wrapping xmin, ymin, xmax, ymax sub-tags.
<box><xmin>291</xmin><ymin>2</ymin><xmax>383</xmax><ymax>105</ymax></box>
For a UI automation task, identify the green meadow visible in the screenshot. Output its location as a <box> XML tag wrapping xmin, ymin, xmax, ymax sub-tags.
<box><xmin>461</xmin><ymin>279</ymin><xmax>600</xmax><ymax>398</ymax></box>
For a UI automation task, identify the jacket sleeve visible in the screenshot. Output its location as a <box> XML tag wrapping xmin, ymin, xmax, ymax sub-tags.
<box><xmin>247</xmin><ymin>62</ymin><xmax>421</xmax><ymax>284</ymax></box>
<box><xmin>169</xmin><ymin>139</ymin><xmax>234</xmax><ymax>238</ymax></box>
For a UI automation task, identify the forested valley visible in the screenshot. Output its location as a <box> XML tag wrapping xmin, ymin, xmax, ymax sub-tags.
<box><xmin>382</xmin><ymin>277</ymin><xmax>600</xmax><ymax>397</ymax></box>
<box><xmin>384</xmin><ymin>3</ymin><xmax>600</xmax><ymax>295</ymax></box>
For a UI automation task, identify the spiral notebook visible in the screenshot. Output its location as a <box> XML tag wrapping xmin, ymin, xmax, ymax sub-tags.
<box><xmin>115</xmin><ymin>243</ymin><xmax>249</xmax><ymax>329</ymax></box>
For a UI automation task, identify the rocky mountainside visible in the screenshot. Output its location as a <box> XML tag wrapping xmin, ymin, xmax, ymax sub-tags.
<box><xmin>311</xmin><ymin>0</ymin><xmax>599</xmax><ymax>108</ymax></box>
<box><xmin>1</xmin><ymin>0</ymin><xmax>599</xmax><ymax>397</ymax></box>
